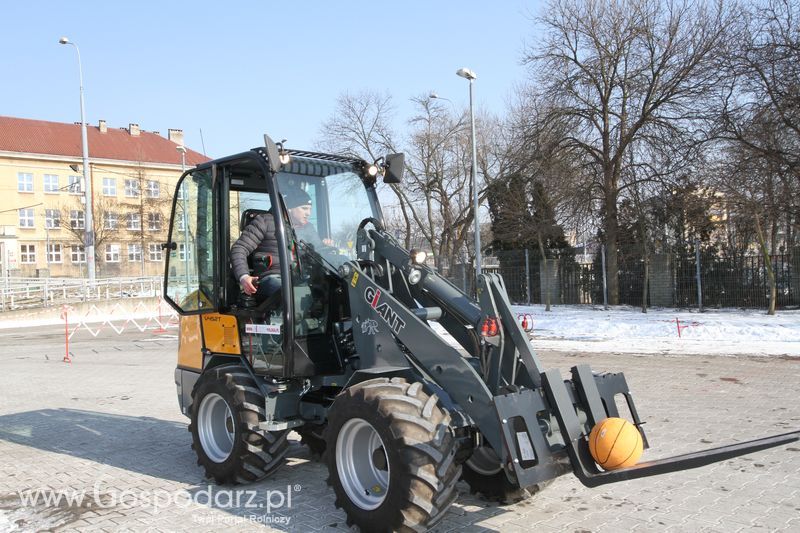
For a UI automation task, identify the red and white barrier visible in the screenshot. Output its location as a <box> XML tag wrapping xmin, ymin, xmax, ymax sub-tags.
<box><xmin>60</xmin><ymin>300</ymin><xmax>179</xmax><ymax>362</ymax></box>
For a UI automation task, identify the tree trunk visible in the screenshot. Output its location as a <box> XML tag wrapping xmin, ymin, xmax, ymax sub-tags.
<box><xmin>755</xmin><ymin>214</ymin><xmax>777</xmax><ymax>315</ymax></box>
<box><xmin>537</xmin><ymin>233</ymin><xmax>551</xmax><ymax>312</ymax></box>
<box><xmin>604</xmin><ymin>188</ymin><xmax>620</xmax><ymax>305</ymax></box>
<box><xmin>641</xmin><ymin>256</ymin><xmax>649</xmax><ymax>314</ymax></box>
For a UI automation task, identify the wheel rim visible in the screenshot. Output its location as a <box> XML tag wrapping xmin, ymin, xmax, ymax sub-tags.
<box><xmin>198</xmin><ymin>393</ymin><xmax>235</xmax><ymax>463</ymax></box>
<box><xmin>466</xmin><ymin>445</ymin><xmax>504</xmax><ymax>475</ymax></box>
<box><xmin>336</xmin><ymin>418</ymin><xmax>390</xmax><ymax>510</ymax></box>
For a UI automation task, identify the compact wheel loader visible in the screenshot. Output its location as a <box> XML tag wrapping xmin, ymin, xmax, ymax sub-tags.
<box><xmin>163</xmin><ymin>135</ymin><xmax>799</xmax><ymax>531</ymax></box>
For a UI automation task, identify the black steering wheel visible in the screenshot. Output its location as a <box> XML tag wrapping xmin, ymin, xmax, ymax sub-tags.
<box><xmin>357</xmin><ymin>217</ymin><xmax>384</xmax><ymax>232</ymax></box>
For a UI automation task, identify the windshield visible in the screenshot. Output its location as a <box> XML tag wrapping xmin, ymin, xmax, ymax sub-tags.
<box><xmin>277</xmin><ymin>159</ymin><xmax>376</xmax><ymax>270</ymax></box>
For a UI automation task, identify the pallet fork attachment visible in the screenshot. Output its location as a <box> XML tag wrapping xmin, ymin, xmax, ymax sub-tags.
<box><xmin>475</xmin><ymin>272</ymin><xmax>799</xmax><ymax>488</ymax></box>
<box><xmin>493</xmin><ymin>362</ymin><xmax>800</xmax><ymax>488</ymax></box>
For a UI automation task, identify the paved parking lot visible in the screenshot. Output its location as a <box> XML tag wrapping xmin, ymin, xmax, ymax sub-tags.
<box><xmin>0</xmin><ymin>324</ymin><xmax>798</xmax><ymax>532</ymax></box>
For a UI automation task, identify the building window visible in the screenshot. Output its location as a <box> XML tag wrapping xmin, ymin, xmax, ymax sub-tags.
<box><xmin>47</xmin><ymin>244</ymin><xmax>62</xmax><ymax>263</ymax></box>
<box><xmin>19</xmin><ymin>208</ymin><xmax>35</xmax><ymax>228</ymax></box>
<box><xmin>176</xmin><ymin>182</ymin><xmax>185</xmax><ymax>200</ymax></box>
<box><xmin>124</xmin><ymin>179</ymin><xmax>140</xmax><ymax>197</ymax></box>
<box><xmin>17</xmin><ymin>173</ymin><xmax>33</xmax><ymax>192</ymax></box>
<box><xmin>176</xmin><ymin>216</ymin><xmax>185</xmax><ymax>232</ymax></box>
<box><xmin>45</xmin><ymin>209</ymin><xmax>61</xmax><ymax>229</ymax></box>
<box><xmin>178</xmin><ymin>243</ymin><xmax>192</xmax><ymax>261</ymax></box>
<box><xmin>44</xmin><ymin>174</ymin><xmax>59</xmax><ymax>193</ymax></box>
<box><xmin>128</xmin><ymin>243</ymin><xmax>142</xmax><ymax>262</ymax></box>
<box><xmin>104</xmin><ymin>212</ymin><xmax>118</xmax><ymax>230</ymax></box>
<box><xmin>127</xmin><ymin>213</ymin><xmax>141</xmax><ymax>230</ymax></box>
<box><xmin>105</xmin><ymin>244</ymin><xmax>120</xmax><ymax>263</ymax></box>
<box><xmin>147</xmin><ymin>212</ymin><xmax>162</xmax><ymax>231</ymax></box>
<box><xmin>102</xmin><ymin>177</ymin><xmax>116</xmax><ymax>196</ymax></box>
<box><xmin>148</xmin><ymin>243</ymin><xmax>163</xmax><ymax>261</ymax></box>
<box><xmin>145</xmin><ymin>180</ymin><xmax>160</xmax><ymax>198</ymax></box>
<box><xmin>70</xmin><ymin>210</ymin><xmax>85</xmax><ymax>229</ymax></box>
<box><xmin>71</xmin><ymin>245</ymin><xmax>86</xmax><ymax>263</ymax></box>
<box><xmin>20</xmin><ymin>244</ymin><xmax>36</xmax><ymax>264</ymax></box>
<box><xmin>68</xmin><ymin>175</ymin><xmax>83</xmax><ymax>194</ymax></box>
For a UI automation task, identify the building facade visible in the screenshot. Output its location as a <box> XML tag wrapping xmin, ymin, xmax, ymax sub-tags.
<box><xmin>0</xmin><ymin>116</ymin><xmax>208</xmax><ymax>278</ymax></box>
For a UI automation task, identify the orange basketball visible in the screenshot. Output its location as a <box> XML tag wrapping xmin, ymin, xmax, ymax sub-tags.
<box><xmin>588</xmin><ymin>417</ymin><xmax>643</xmax><ymax>470</ymax></box>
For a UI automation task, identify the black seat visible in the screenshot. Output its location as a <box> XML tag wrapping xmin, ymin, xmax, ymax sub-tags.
<box><xmin>229</xmin><ymin>209</ymin><xmax>273</xmax><ymax>308</ymax></box>
<box><xmin>240</xmin><ymin>208</ymin><xmax>270</xmax><ymax>231</ymax></box>
<box><xmin>238</xmin><ymin>209</ymin><xmax>274</xmax><ymax>273</ymax></box>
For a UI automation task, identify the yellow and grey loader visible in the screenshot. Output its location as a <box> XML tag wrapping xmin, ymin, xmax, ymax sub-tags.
<box><xmin>162</xmin><ymin>135</ymin><xmax>799</xmax><ymax>532</ymax></box>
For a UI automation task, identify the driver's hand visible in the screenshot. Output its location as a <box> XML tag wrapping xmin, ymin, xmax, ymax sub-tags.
<box><xmin>240</xmin><ymin>275</ymin><xmax>258</xmax><ymax>295</ymax></box>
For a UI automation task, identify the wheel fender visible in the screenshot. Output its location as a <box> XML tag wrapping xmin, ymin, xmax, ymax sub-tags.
<box><xmin>343</xmin><ymin>366</ymin><xmax>415</xmax><ymax>389</ymax></box>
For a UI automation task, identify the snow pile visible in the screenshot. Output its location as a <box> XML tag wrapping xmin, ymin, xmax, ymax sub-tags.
<box><xmin>514</xmin><ymin>305</ymin><xmax>800</xmax><ymax>357</ymax></box>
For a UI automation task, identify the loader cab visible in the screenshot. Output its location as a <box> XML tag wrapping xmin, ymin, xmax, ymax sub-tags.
<box><xmin>164</xmin><ymin>148</ymin><xmax>383</xmax><ymax>379</ymax></box>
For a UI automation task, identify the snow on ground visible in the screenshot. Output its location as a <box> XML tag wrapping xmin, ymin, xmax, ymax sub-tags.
<box><xmin>0</xmin><ymin>301</ymin><xmax>797</xmax><ymax>357</ymax></box>
<box><xmin>512</xmin><ymin>305</ymin><xmax>800</xmax><ymax>357</ymax></box>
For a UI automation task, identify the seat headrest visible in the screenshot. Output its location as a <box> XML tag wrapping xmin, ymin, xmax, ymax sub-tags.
<box><xmin>240</xmin><ymin>209</ymin><xmax>270</xmax><ymax>231</ymax></box>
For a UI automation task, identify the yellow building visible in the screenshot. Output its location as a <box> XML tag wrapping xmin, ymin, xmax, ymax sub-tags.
<box><xmin>0</xmin><ymin>116</ymin><xmax>208</xmax><ymax>278</ymax></box>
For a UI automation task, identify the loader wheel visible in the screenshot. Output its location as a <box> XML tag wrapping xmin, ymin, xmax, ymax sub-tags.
<box><xmin>296</xmin><ymin>423</ymin><xmax>327</xmax><ymax>459</ymax></box>
<box><xmin>189</xmin><ymin>365</ymin><xmax>289</xmax><ymax>484</ymax></box>
<box><xmin>462</xmin><ymin>445</ymin><xmax>548</xmax><ymax>504</ymax></box>
<box><xmin>323</xmin><ymin>377</ymin><xmax>461</xmax><ymax>532</ymax></box>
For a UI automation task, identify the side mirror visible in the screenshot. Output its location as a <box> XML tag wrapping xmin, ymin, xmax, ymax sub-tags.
<box><xmin>263</xmin><ymin>134</ymin><xmax>282</xmax><ymax>175</ymax></box>
<box><xmin>384</xmin><ymin>153</ymin><xmax>405</xmax><ymax>184</ymax></box>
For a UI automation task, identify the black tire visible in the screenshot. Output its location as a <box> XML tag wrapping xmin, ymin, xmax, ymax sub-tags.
<box><xmin>323</xmin><ymin>377</ymin><xmax>461</xmax><ymax>532</ymax></box>
<box><xmin>461</xmin><ymin>446</ymin><xmax>549</xmax><ymax>504</ymax></box>
<box><xmin>296</xmin><ymin>423</ymin><xmax>327</xmax><ymax>460</ymax></box>
<box><xmin>188</xmin><ymin>364</ymin><xmax>289</xmax><ymax>484</ymax></box>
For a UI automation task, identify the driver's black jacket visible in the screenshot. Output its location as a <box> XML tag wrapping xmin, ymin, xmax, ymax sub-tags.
<box><xmin>230</xmin><ymin>214</ymin><xmax>281</xmax><ymax>281</ymax></box>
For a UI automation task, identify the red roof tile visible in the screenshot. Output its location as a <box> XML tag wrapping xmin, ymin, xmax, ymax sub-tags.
<box><xmin>0</xmin><ymin>116</ymin><xmax>209</xmax><ymax>166</ymax></box>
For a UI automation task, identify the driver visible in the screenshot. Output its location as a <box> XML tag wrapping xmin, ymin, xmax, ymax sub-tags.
<box><xmin>230</xmin><ymin>186</ymin><xmax>331</xmax><ymax>303</ymax></box>
<box><xmin>231</xmin><ymin>209</ymin><xmax>281</xmax><ymax>303</ymax></box>
<box><xmin>284</xmin><ymin>187</ymin><xmax>333</xmax><ymax>248</ymax></box>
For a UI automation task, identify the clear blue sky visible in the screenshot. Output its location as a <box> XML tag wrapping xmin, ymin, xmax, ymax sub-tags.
<box><xmin>1</xmin><ymin>1</ymin><xmax>541</xmax><ymax>158</ymax></box>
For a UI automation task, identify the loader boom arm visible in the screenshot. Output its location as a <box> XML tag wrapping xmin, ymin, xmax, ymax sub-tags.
<box><xmin>347</xmin><ymin>226</ymin><xmax>800</xmax><ymax>488</ymax></box>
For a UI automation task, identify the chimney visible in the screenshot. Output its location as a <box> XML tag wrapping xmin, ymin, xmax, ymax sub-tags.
<box><xmin>129</xmin><ymin>123</ymin><xmax>140</xmax><ymax>136</ymax></box>
<box><xmin>98</xmin><ymin>120</ymin><xmax>107</xmax><ymax>133</ymax></box>
<box><xmin>168</xmin><ymin>128</ymin><xmax>184</xmax><ymax>146</ymax></box>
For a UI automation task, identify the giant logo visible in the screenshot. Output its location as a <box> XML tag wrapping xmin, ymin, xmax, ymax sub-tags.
<box><xmin>364</xmin><ymin>286</ymin><xmax>406</xmax><ymax>334</ymax></box>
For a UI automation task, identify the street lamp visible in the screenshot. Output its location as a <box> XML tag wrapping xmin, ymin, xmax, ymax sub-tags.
<box><xmin>429</xmin><ymin>92</ymin><xmax>452</xmax><ymax>104</ymax></box>
<box><xmin>59</xmin><ymin>36</ymin><xmax>95</xmax><ymax>281</ymax></box>
<box><xmin>176</xmin><ymin>145</ymin><xmax>190</xmax><ymax>294</ymax></box>
<box><xmin>456</xmin><ymin>67</ymin><xmax>481</xmax><ymax>277</ymax></box>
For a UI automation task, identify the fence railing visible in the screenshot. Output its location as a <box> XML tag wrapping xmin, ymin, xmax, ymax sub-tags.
<box><xmin>447</xmin><ymin>247</ymin><xmax>800</xmax><ymax>310</ymax></box>
<box><xmin>0</xmin><ymin>276</ymin><xmax>162</xmax><ymax>311</ymax></box>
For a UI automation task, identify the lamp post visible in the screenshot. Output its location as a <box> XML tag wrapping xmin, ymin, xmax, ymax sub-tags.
<box><xmin>456</xmin><ymin>67</ymin><xmax>481</xmax><ymax>278</ymax></box>
<box><xmin>176</xmin><ymin>145</ymin><xmax>191</xmax><ymax>294</ymax></box>
<box><xmin>59</xmin><ymin>36</ymin><xmax>95</xmax><ymax>281</ymax></box>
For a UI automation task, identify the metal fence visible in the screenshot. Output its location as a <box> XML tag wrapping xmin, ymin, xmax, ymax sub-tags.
<box><xmin>8</xmin><ymin>248</ymin><xmax>797</xmax><ymax>312</ymax></box>
<box><xmin>0</xmin><ymin>277</ymin><xmax>163</xmax><ymax>311</ymax></box>
<box><xmin>447</xmin><ymin>247</ymin><xmax>800</xmax><ymax>310</ymax></box>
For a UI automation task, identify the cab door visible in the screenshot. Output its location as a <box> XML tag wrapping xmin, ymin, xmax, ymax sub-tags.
<box><xmin>164</xmin><ymin>167</ymin><xmax>217</xmax><ymax>314</ymax></box>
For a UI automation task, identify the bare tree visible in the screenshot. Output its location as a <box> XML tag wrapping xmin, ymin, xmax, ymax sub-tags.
<box><xmin>524</xmin><ymin>0</ymin><xmax>735</xmax><ymax>304</ymax></box>
<box><xmin>318</xmin><ymin>90</ymin><xmax>495</xmax><ymax>276</ymax></box>
<box><xmin>713</xmin><ymin>144</ymin><xmax>785</xmax><ymax>315</ymax></box>
<box><xmin>59</xmin><ymin>165</ymin><xmax>171</xmax><ymax>277</ymax></box>
<box><xmin>715</xmin><ymin>0</ymin><xmax>800</xmax><ymax>253</ymax></box>
<box><xmin>59</xmin><ymin>194</ymin><xmax>120</xmax><ymax>275</ymax></box>
<box><xmin>316</xmin><ymin>91</ymin><xmax>417</xmax><ymax>248</ymax></box>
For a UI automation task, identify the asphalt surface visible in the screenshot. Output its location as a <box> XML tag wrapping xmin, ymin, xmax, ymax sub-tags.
<box><xmin>0</xmin><ymin>324</ymin><xmax>798</xmax><ymax>532</ymax></box>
